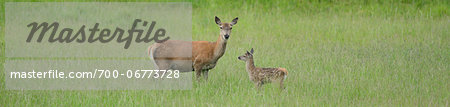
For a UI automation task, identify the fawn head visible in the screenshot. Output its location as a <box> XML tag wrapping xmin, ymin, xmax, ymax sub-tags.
<box><xmin>215</xmin><ymin>16</ymin><xmax>238</xmax><ymax>41</ymax></box>
<box><xmin>238</xmin><ymin>48</ymin><xmax>254</xmax><ymax>61</ymax></box>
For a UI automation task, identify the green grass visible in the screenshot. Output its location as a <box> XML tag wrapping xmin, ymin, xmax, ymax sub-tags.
<box><xmin>1</xmin><ymin>0</ymin><xmax>449</xmax><ymax>106</ymax></box>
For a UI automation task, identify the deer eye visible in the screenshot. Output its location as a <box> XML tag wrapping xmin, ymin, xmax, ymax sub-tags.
<box><xmin>230</xmin><ymin>28</ymin><xmax>232</xmax><ymax>29</ymax></box>
<box><xmin>220</xmin><ymin>27</ymin><xmax>223</xmax><ymax>29</ymax></box>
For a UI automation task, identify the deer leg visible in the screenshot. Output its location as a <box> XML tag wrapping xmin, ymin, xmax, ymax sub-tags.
<box><xmin>194</xmin><ymin>64</ymin><xmax>203</xmax><ymax>82</ymax></box>
<box><xmin>202</xmin><ymin>70</ymin><xmax>209</xmax><ymax>81</ymax></box>
<box><xmin>279</xmin><ymin>78</ymin><xmax>285</xmax><ymax>90</ymax></box>
<box><xmin>255</xmin><ymin>81</ymin><xmax>263</xmax><ymax>90</ymax></box>
<box><xmin>254</xmin><ymin>82</ymin><xmax>259</xmax><ymax>89</ymax></box>
<box><xmin>195</xmin><ymin>70</ymin><xmax>202</xmax><ymax>81</ymax></box>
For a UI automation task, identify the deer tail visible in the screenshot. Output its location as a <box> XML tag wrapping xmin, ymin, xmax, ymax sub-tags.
<box><xmin>279</xmin><ymin>68</ymin><xmax>288</xmax><ymax>80</ymax></box>
<box><xmin>148</xmin><ymin>44</ymin><xmax>159</xmax><ymax>69</ymax></box>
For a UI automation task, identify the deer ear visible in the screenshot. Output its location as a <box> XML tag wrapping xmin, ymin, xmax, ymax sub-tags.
<box><xmin>215</xmin><ymin>16</ymin><xmax>221</xmax><ymax>25</ymax></box>
<box><xmin>250</xmin><ymin>48</ymin><xmax>254</xmax><ymax>54</ymax></box>
<box><xmin>231</xmin><ymin>17</ymin><xmax>238</xmax><ymax>25</ymax></box>
<box><xmin>246</xmin><ymin>51</ymin><xmax>251</xmax><ymax>55</ymax></box>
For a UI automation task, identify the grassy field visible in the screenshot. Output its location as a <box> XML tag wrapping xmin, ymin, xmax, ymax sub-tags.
<box><xmin>1</xmin><ymin>0</ymin><xmax>449</xmax><ymax>106</ymax></box>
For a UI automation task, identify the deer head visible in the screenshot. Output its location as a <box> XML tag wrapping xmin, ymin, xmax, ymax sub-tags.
<box><xmin>238</xmin><ymin>48</ymin><xmax>254</xmax><ymax>61</ymax></box>
<box><xmin>215</xmin><ymin>16</ymin><xmax>238</xmax><ymax>41</ymax></box>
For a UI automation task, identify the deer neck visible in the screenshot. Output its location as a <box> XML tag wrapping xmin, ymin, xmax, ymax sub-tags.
<box><xmin>213</xmin><ymin>35</ymin><xmax>227</xmax><ymax>59</ymax></box>
<box><xmin>246</xmin><ymin>58</ymin><xmax>256</xmax><ymax>73</ymax></box>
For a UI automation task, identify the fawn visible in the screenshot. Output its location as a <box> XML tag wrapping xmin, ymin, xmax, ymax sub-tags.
<box><xmin>238</xmin><ymin>48</ymin><xmax>288</xmax><ymax>90</ymax></box>
<box><xmin>149</xmin><ymin>16</ymin><xmax>238</xmax><ymax>81</ymax></box>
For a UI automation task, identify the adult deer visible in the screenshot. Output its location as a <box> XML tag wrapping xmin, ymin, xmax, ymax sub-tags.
<box><xmin>148</xmin><ymin>16</ymin><xmax>238</xmax><ymax>81</ymax></box>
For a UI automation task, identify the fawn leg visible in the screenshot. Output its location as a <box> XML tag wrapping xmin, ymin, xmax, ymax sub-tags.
<box><xmin>279</xmin><ymin>78</ymin><xmax>285</xmax><ymax>90</ymax></box>
<box><xmin>255</xmin><ymin>81</ymin><xmax>263</xmax><ymax>90</ymax></box>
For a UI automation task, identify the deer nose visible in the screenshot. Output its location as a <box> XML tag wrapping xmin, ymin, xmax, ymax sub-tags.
<box><xmin>238</xmin><ymin>57</ymin><xmax>240</xmax><ymax>59</ymax></box>
<box><xmin>224</xmin><ymin>34</ymin><xmax>230</xmax><ymax>39</ymax></box>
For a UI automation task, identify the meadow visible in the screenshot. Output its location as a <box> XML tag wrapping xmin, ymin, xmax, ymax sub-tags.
<box><xmin>1</xmin><ymin>0</ymin><xmax>449</xmax><ymax>106</ymax></box>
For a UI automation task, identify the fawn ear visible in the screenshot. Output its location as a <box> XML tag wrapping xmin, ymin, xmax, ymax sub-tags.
<box><xmin>250</xmin><ymin>48</ymin><xmax>254</xmax><ymax>54</ymax></box>
<box><xmin>231</xmin><ymin>17</ymin><xmax>238</xmax><ymax>26</ymax></box>
<box><xmin>215</xmin><ymin>16</ymin><xmax>221</xmax><ymax>25</ymax></box>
